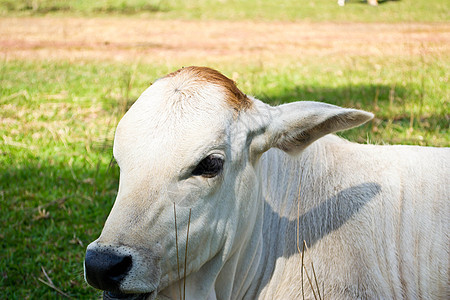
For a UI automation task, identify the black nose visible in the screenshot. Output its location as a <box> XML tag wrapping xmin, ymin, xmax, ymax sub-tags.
<box><xmin>84</xmin><ymin>249</ymin><xmax>133</xmax><ymax>292</ymax></box>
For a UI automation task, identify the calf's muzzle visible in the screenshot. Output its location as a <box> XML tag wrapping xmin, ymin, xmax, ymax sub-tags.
<box><xmin>84</xmin><ymin>248</ymin><xmax>133</xmax><ymax>293</ymax></box>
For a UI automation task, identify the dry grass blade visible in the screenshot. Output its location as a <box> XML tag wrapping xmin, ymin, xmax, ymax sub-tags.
<box><xmin>296</xmin><ymin>181</ymin><xmax>302</xmax><ymax>255</ymax></box>
<box><xmin>2</xmin><ymin>90</ymin><xmax>30</xmax><ymax>101</ymax></box>
<box><xmin>37</xmin><ymin>266</ymin><xmax>72</xmax><ymax>299</ymax></box>
<box><xmin>301</xmin><ymin>239</ymin><xmax>305</xmax><ymax>300</ymax></box>
<box><xmin>173</xmin><ymin>203</ymin><xmax>182</xmax><ymax>300</ymax></box>
<box><xmin>183</xmin><ymin>208</ymin><xmax>192</xmax><ymax>300</ymax></box>
<box><xmin>303</xmin><ymin>263</ymin><xmax>318</xmax><ymax>300</ymax></box>
<box><xmin>300</xmin><ymin>240</ymin><xmax>322</xmax><ymax>300</ymax></box>
<box><xmin>35</xmin><ymin>195</ymin><xmax>74</xmax><ymax>211</ymax></box>
<box><xmin>295</xmin><ymin>172</ymin><xmax>305</xmax><ymax>300</ymax></box>
<box><xmin>311</xmin><ymin>261</ymin><xmax>322</xmax><ymax>300</ymax></box>
<box><xmin>323</xmin><ymin>282</ymin><xmax>325</xmax><ymax>300</ymax></box>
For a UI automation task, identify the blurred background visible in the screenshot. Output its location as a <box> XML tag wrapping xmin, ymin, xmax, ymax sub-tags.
<box><xmin>0</xmin><ymin>0</ymin><xmax>448</xmax><ymax>298</ymax></box>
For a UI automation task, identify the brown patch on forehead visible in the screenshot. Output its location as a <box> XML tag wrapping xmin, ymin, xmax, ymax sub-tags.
<box><xmin>166</xmin><ymin>66</ymin><xmax>252</xmax><ymax>111</ymax></box>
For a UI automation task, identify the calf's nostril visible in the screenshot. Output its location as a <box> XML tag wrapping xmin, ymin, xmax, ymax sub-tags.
<box><xmin>85</xmin><ymin>249</ymin><xmax>133</xmax><ymax>292</ymax></box>
<box><xmin>109</xmin><ymin>255</ymin><xmax>132</xmax><ymax>279</ymax></box>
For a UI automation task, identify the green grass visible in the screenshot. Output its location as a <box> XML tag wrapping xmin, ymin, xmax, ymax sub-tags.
<box><xmin>0</xmin><ymin>0</ymin><xmax>449</xmax><ymax>22</ymax></box>
<box><xmin>1</xmin><ymin>54</ymin><xmax>449</xmax><ymax>298</ymax></box>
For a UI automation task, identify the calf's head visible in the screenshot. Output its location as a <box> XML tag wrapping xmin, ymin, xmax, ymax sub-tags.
<box><xmin>84</xmin><ymin>66</ymin><xmax>373</xmax><ymax>299</ymax></box>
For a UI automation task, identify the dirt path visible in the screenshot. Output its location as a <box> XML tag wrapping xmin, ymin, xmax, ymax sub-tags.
<box><xmin>0</xmin><ymin>17</ymin><xmax>449</xmax><ymax>62</ymax></box>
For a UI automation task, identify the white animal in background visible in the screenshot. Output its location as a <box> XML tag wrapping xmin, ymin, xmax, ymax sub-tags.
<box><xmin>338</xmin><ymin>0</ymin><xmax>378</xmax><ymax>6</ymax></box>
<box><xmin>84</xmin><ymin>66</ymin><xmax>449</xmax><ymax>300</ymax></box>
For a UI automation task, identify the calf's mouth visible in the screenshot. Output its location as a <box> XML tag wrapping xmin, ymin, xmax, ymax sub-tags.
<box><xmin>103</xmin><ymin>291</ymin><xmax>153</xmax><ymax>300</ymax></box>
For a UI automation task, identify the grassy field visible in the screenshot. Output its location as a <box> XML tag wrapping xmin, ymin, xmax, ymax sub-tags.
<box><xmin>0</xmin><ymin>0</ymin><xmax>449</xmax><ymax>299</ymax></box>
<box><xmin>0</xmin><ymin>0</ymin><xmax>449</xmax><ymax>22</ymax></box>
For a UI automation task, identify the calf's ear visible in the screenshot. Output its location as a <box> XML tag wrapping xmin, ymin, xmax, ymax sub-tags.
<box><xmin>255</xmin><ymin>101</ymin><xmax>373</xmax><ymax>155</ymax></box>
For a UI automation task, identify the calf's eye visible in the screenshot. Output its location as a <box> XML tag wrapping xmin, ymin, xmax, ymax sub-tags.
<box><xmin>192</xmin><ymin>155</ymin><xmax>224</xmax><ymax>178</ymax></box>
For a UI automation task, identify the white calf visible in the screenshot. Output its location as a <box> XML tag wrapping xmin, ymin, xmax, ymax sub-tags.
<box><xmin>85</xmin><ymin>66</ymin><xmax>449</xmax><ymax>300</ymax></box>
